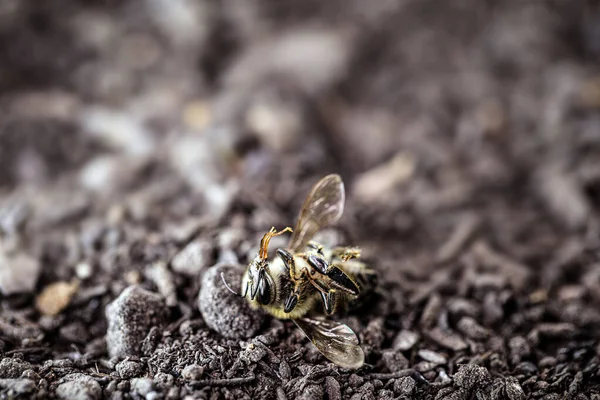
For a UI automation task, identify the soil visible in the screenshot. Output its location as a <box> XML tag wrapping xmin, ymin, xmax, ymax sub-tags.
<box><xmin>1</xmin><ymin>0</ymin><xmax>600</xmax><ymax>399</ymax></box>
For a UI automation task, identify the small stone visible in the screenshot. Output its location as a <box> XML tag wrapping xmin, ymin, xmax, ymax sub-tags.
<box><xmin>393</xmin><ymin>376</ymin><xmax>416</xmax><ymax>396</ymax></box>
<box><xmin>418</xmin><ymin>349</ymin><xmax>447</xmax><ymax>365</ymax></box>
<box><xmin>130</xmin><ymin>378</ymin><xmax>154</xmax><ymax>396</ymax></box>
<box><xmin>0</xmin><ymin>245</ymin><xmax>40</xmax><ymax>295</ymax></box>
<box><xmin>325</xmin><ymin>376</ymin><xmax>341</xmax><ymax>400</ymax></box>
<box><xmin>536</xmin><ymin>323</ymin><xmax>577</xmax><ymax>338</ymax></box>
<box><xmin>0</xmin><ymin>379</ymin><xmax>36</xmax><ymax>395</ymax></box>
<box><xmin>348</xmin><ymin>374</ymin><xmax>364</xmax><ymax>387</ymax></box>
<box><xmin>56</xmin><ymin>373</ymin><xmax>101</xmax><ymax>400</ymax></box>
<box><xmin>115</xmin><ymin>360</ymin><xmax>143</xmax><ymax>379</ymax></box>
<box><xmin>0</xmin><ymin>358</ymin><xmax>31</xmax><ymax>378</ymax></box>
<box><xmin>154</xmin><ymin>372</ymin><xmax>174</xmax><ymax>390</ymax></box>
<box><xmin>505</xmin><ymin>377</ymin><xmax>526</xmax><ymax>400</ymax></box>
<box><xmin>508</xmin><ymin>336</ymin><xmax>531</xmax><ymax>365</ymax></box>
<box><xmin>453</xmin><ymin>364</ymin><xmax>491</xmax><ymax>391</ymax></box>
<box><xmin>415</xmin><ymin>361</ymin><xmax>438</xmax><ymax>373</ymax></box>
<box><xmin>427</xmin><ymin>328</ymin><xmax>468</xmax><ymax>351</ymax></box>
<box><xmin>515</xmin><ymin>361</ymin><xmax>537</xmax><ymax>376</ymax></box>
<box><xmin>393</xmin><ymin>330</ymin><xmax>419</xmax><ymax>351</ymax></box>
<box><xmin>105</xmin><ymin>285</ymin><xmax>168</xmax><ymax>358</ymax></box>
<box><xmin>198</xmin><ymin>264</ymin><xmax>264</xmax><ymax>339</ymax></box>
<box><xmin>181</xmin><ymin>364</ymin><xmax>204</xmax><ymax>381</ymax></box>
<box><xmin>171</xmin><ymin>240</ymin><xmax>213</xmax><ymax>276</ymax></box>
<box><xmin>457</xmin><ymin>317</ymin><xmax>490</xmax><ymax>340</ymax></box>
<box><xmin>75</xmin><ymin>262</ymin><xmax>93</xmax><ymax>280</ymax></box>
<box><xmin>297</xmin><ymin>384</ymin><xmax>324</xmax><ymax>400</ymax></box>
<box><xmin>382</xmin><ymin>350</ymin><xmax>409</xmax><ymax>372</ymax></box>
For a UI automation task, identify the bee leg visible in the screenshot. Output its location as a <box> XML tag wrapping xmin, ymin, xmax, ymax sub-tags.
<box><xmin>307</xmin><ymin>255</ymin><xmax>360</xmax><ymax>296</ymax></box>
<box><xmin>306</xmin><ymin>254</ymin><xmax>329</xmax><ymax>275</ymax></box>
<box><xmin>333</xmin><ymin>246</ymin><xmax>361</xmax><ymax>262</ymax></box>
<box><xmin>276</xmin><ymin>248</ymin><xmax>297</xmax><ymax>278</ymax></box>
<box><xmin>284</xmin><ymin>293</ymin><xmax>299</xmax><ymax>313</ymax></box>
<box><xmin>307</xmin><ymin>241</ymin><xmax>325</xmax><ymax>256</ymax></box>
<box><xmin>327</xmin><ymin>265</ymin><xmax>360</xmax><ymax>296</ymax></box>
<box><xmin>310</xmin><ymin>278</ymin><xmax>336</xmax><ymax>315</ymax></box>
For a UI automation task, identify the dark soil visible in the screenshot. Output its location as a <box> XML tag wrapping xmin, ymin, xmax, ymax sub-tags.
<box><xmin>1</xmin><ymin>0</ymin><xmax>600</xmax><ymax>399</ymax></box>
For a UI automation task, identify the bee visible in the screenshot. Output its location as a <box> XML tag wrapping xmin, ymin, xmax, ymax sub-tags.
<box><xmin>240</xmin><ymin>174</ymin><xmax>377</xmax><ymax>369</ymax></box>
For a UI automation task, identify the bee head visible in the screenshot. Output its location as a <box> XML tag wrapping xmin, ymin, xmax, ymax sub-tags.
<box><xmin>242</xmin><ymin>227</ymin><xmax>292</xmax><ymax>305</ymax></box>
<box><xmin>243</xmin><ymin>257</ymin><xmax>274</xmax><ymax>305</ymax></box>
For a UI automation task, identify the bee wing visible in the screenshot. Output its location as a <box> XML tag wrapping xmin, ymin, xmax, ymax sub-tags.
<box><xmin>293</xmin><ymin>317</ymin><xmax>364</xmax><ymax>369</ymax></box>
<box><xmin>288</xmin><ymin>174</ymin><xmax>345</xmax><ymax>253</ymax></box>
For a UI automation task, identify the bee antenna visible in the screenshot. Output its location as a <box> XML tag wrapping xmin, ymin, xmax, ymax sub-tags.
<box><xmin>219</xmin><ymin>270</ymin><xmax>241</xmax><ymax>297</ymax></box>
<box><xmin>259</xmin><ymin>226</ymin><xmax>293</xmax><ymax>260</ymax></box>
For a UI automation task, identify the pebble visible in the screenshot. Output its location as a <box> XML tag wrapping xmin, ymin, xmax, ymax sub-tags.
<box><xmin>505</xmin><ymin>377</ymin><xmax>526</xmax><ymax>400</ymax></box>
<box><xmin>171</xmin><ymin>240</ymin><xmax>213</xmax><ymax>276</ymax></box>
<box><xmin>382</xmin><ymin>349</ymin><xmax>409</xmax><ymax>372</ymax></box>
<box><xmin>348</xmin><ymin>373</ymin><xmax>364</xmax><ymax>387</ymax></box>
<box><xmin>0</xmin><ymin>358</ymin><xmax>31</xmax><ymax>378</ymax></box>
<box><xmin>325</xmin><ymin>376</ymin><xmax>341</xmax><ymax>400</ymax></box>
<box><xmin>115</xmin><ymin>360</ymin><xmax>143</xmax><ymax>379</ymax></box>
<box><xmin>457</xmin><ymin>316</ymin><xmax>490</xmax><ymax>340</ymax></box>
<box><xmin>393</xmin><ymin>376</ymin><xmax>416</xmax><ymax>396</ymax></box>
<box><xmin>181</xmin><ymin>364</ymin><xmax>204</xmax><ymax>381</ymax></box>
<box><xmin>130</xmin><ymin>378</ymin><xmax>154</xmax><ymax>396</ymax></box>
<box><xmin>393</xmin><ymin>330</ymin><xmax>419</xmax><ymax>351</ymax></box>
<box><xmin>0</xmin><ymin>378</ymin><xmax>35</xmax><ymax>395</ymax></box>
<box><xmin>105</xmin><ymin>285</ymin><xmax>169</xmax><ymax>358</ymax></box>
<box><xmin>418</xmin><ymin>349</ymin><xmax>447</xmax><ymax>365</ymax></box>
<box><xmin>427</xmin><ymin>328</ymin><xmax>468</xmax><ymax>351</ymax></box>
<box><xmin>56</xmin><ymin>373</ymin><xmax>102</xmax><ymax>400</ymax></box>
<box><xmin>154</xmin><ymin>372</ymin><xmax>174</xmax><ymax>390</ymax></box>
<box><xmin>297</xmin><ymin>384</ymin><xmax>324</xmax><ymax>400</ymax></box>
<box><xmin>198</xmin><ymin>264</ymin><xmax>264</xmax><ymax>339</ymax></box>
<box><xmin>453</xmin><ymin>364</ymin><xmax>491</xmax><ymax>391</ymax></box>
<box><xmin>0</xmin><ymin>244</ymin><xmax>40</xmax><ymax>295</ymax></box>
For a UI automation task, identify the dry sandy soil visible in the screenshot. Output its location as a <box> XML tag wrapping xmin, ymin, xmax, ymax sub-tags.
<box><xmin>1</xmin><ymin>0</ymin><xmax>600</xmax><ymax>399</ymax></box>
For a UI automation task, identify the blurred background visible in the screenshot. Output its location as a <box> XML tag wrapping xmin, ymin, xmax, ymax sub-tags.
<box><xmin>1</xmin><ymin>0</ymin><xmax>600</xmax><ymax>396</ymax></box>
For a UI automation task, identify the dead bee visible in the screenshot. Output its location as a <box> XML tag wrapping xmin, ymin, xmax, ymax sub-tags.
<box><xmin>240</xmin><ymin>174</ymin><xmax>377</xmax><ymax>369</ymax></box>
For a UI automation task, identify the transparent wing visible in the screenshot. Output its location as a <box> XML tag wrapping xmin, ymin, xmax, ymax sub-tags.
<box><xmin>293</xmin><ymin>317</ymin><xmax>364</xmax><ymax>369</ymax></box>
<box><xmin>288</xmin><ymin>174</ymin><xmax>345</xmax><ymax>253</ymax></box>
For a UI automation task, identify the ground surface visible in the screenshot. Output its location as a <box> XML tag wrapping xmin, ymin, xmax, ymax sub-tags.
<box><xmin>1</xmin><ymin>0</ymin><xmax>600</xmax><ymax>399</ymax></box>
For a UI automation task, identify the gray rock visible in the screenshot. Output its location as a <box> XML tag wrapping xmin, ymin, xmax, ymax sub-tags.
<box><xmin>393</xmin><ymin>330</ymin><xmax>419</xmax><ymax>351</ymax></box>
<box><xmin>171</xmin><ymin>240</ymin><xmax>212</xmax><ymax>276</ymax></box>
<box><xmin>418</xmin><ymin>349</ymin><xmax>447</xmax><ymax>365</ymax></box>
<box><xmin>153</xmin><ymin>372</ymin><xmax>174</xmax><ymax>390</ymax></box>
<box><xmin>105</xmin><ymin>285</ymin><xmax>168</xmax><ymax>358</ymax></box>
<box><xmin>181</xmin><ymin>364</ymin><xmax>204</xmax><ymax>381</ymax></box>
<box><xmin>130</xmin><ymin>378</ymin><xmax>154</xmax><ymax>396</ymax></box>
<box><xmin>382</xmin><ymin>350</ymin><xmax>409</xmax><ymax>373</ymax></box>
<box><xmin>454</xmin><ymin>364</ymin><xmax>491</xmax><ymax>391</ymax></box>
<box><xmin>56</xmin><ymin>373</ymin><xmax>101</xmax><ymax>400</ymax></box>
<box><xmin>198</xmin><ymin>264</ymin><xmax>264</xmax><ymax>339</ymax></box>
<box><xmin>0</xmin><ymin>244</ymin><xmax>40</xmax><ymax>295</ymax></box>
<box><xmin>0</xmin><ymin>378</ymin><xmax>36</xmax><ymax>395</ymax></box>
<box><xmin>0</xmin><ymin>358</ymin><xmax>31</xmax><ymax>378</ymax></box>
<box><xmin>393</xmin><ymin>376</ymin><xmax>416</xmax><ymax>396</ymax></box>
<box><xmin>115</xmin><ymin>360</ymin><xmax>143</xmax><ymax>379</ymax></box>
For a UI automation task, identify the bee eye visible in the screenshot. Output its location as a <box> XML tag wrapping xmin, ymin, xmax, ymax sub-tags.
<box><xmin>257</xmin><ymin>270</ymin><xmax>274</xmax><ymax>305</ymax></box>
